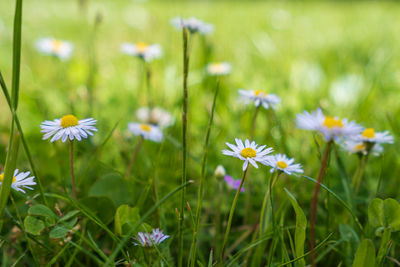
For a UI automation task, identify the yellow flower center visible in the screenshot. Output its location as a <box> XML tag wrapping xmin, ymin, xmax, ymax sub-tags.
<box><xmin>277</xmin><ymin>161</ymin><xmax>288</xmax><ymax>169</ymax></box>
<box><xmin>323</xmin><ymin>116</ymin><xmax>343</xmax><ymax>129</ymax></box>
<box><xmin>52</xmin><ymin>40</ymin><xmax>63</xmax><ymax>53</ymax></box>
<box><xmin>355</xmin><ymin>144</ymin><xmax>366</xmax><ymax>151</ymax></box>
<box><xmin>0</xmin><ymin>174</ymin><xmax>16</xmax><ymax>183</ymax></box>
<box><xmin>254</xmin><ymin>90</ymin><xmax>265</xmax><ymax>96</ymax></box>
<box><xmin>136</xmin><ymin>42</ymin><xmax>149</xmax><ymax>53</ymax></box>
<box><xmin>140</xmin><ymin>124</ymin><xmax>151</xmax><ymax>132</ymax></box>
<box><xmin>210</xmin><ymin>63</ymin><xmax>223</xmax><ymax>73</ymax></box>
<box><xmin>60</xmin><ymin>115</ymin><xmax>79</xmax><ymax>128</ymax></box>
<box><xmin>240</xmin><ymin>148</ymin><xmax>257</xmax><ymax>158</ymax></box>
<box><xmin>362</xmin><ymin>128</ymin><xmax>375</xmax><ymax>139</ymax></box>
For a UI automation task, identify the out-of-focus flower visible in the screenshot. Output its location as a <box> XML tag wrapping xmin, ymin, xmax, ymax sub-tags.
<box><xmin>342</xmin><ymin>140</ymin><xmax>383</xmax><ymax>156</ymax></box>
<box><xmin>263</xmin><ymin>154</ymin><xmax>303</xmax><ymax>175</ymax></box>
<box><xmin>128</xmin><ymin>122</ymin><xmax>163</xmax><ymax>142</ymax></box>
<box><xmin>207</xmin><ymin>62</ymin><xmax>231</xmax><ymax>76</ymax></box>
<box><xmin>222</xmin><ymin>138</ymin><xmax>273</xmax><ymax>171</ymax></box>
<box><xmin>238</xmin><ymin>89</ymin><xmax>280</xmax><ymax>110</ymax></box>
<box><xmin>330</xmin><ymin>75</ymin><xmax>364</xmax><ymax>106</ymax></box>
<box><xmin>133</xmin><ymin>229</ymin><xmax>169</xmax><ymax>247</ymax></box>
<box><xmin>170</xmin><ymin>17</ymin><xmax>214</xmax><ymax>35</ymax></box>
<box><xmin>136</xmin><ymin>107</ymin><xmax>174</xmax><ymax>128</ymax></box>
<box><xmin>296</xmin><ymin>108</ymin><xmax>362</xmax><ymax>142</ymax></box>
<box><xmin>214</xmin><ymin>165</ymin><xmax>226</xmax><ymax>179</ymax></box>
<box><xmin>290</xmin><ymin>61</ymin><xmax>324</xmax><ymax>92</ymax></box>
<box><xmin>224</xmin><ymin>175</ymin><xmax>245</xmax><ymax>192</ymax></box>
<box><xmin>120</xmin><ymin>42</ymin><xmax>162</xmax><ymax>62</ymax></box>
<box><xmin>0</xmin><ymin>169</ymin><xmax>36</xmax><ymax>193</ymax></box>
<box><xmin>356</xmin><ymin>128</ymin><xmax>394</xmax><ymax>145</ymax></box>
<box><xmin>40</xmin><ymin>115</ymin><xmax>97</xmax><ymax>143</ymax></box>
<box><xmin>36</xmin><ymin>38</ymin><xmax>74</xmax><ymax>60</ymax></box>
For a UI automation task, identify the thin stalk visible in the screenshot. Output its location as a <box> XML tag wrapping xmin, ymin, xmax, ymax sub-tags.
<box><xmin>125</xmin><ymin>136</ymin><xmax>144</xmax><ymax>179</ymax></box>
<box><xmin>259</xmin><ymin>171</ymin><xmax>279</xmax><ymax>237</ymax></box>
<box><xmin>221</xmin><ymin>168</ymin><xmax>249</xmax><ymax>263</ymax></box>
<box><xmin>250</xmin><ymin>106</ymin><xmax>260</xmax><ymax>140</ymax></box>
<box><xmin>214</xmin><ymin>179</ymin><xmax>224</xmax><ymax>257</ymax></box>
<box><xmin>309</xmin><ymin>141</ymin><xmax>332</xmax><ymax>267</ymax></box>
<box><xmin>355</xmin><ymin>154</ymin><xmax>369</xmax><ymax>195</ymax></box>
<box><xmin>178</xmin><ymin>25</ymin><xmax>190</xmax><ymax>267</ymax></box>
<box><xmin>351</xmin><ymin>155</ymin><xmax>362</xmax><ymax>188</ymax></box>
<box><xmin>190</xmin><ymin>77</ymin><xmax>221</xmax><ymax>266</ymax></box>
<box><xmin>144</xmin><ymin>62</ymin><xmax>153</xmax><ymax>108</ymax></box>
<box><xmin>69</xmin><ymin>140</ymin><xmax>77</xmax><ymax>200</ymax></box>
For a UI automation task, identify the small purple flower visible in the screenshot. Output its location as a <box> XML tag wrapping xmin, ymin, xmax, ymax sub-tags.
<box><xmin>224</xmin><ymin>175</ymin><xmax>245</xmax><ymax>192</ymax></box>
<box><xmin>133</xmin><ymin>228</ymin><xmax>169</xmax><ymax>247</ymax></box>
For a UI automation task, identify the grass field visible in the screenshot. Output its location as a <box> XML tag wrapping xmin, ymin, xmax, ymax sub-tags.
<box><xmin>0</xmin><ymin>0</ymin><xmax>400</xmax><ymax>266</ymax></box>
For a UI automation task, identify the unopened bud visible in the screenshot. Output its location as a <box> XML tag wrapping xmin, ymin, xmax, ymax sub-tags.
<box><xmin>214</xmin><ymin>165</ymin><xmax>226</xmax><ymax>179</ymax></box>
<box><xmin>186</xmin><ymin>201</ymin><xmax>191</xmax><ymax>211</ymax></box>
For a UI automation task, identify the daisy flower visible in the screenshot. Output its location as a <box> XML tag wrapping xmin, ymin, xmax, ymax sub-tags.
<box><xmin>222</xmin><ymin>138</ymin><xmax>273</xmax><ymax>171</ymax></box>
<box><xmin>133</xmin><ymin>228</ymin><xmax>169</xmax><ymax>247</ymax></box>
<box><xmin>136</xmin><ymin>107</ymin><xmax>174</xmax><ymax>128</ymax></box>
<box><xmin>170</xmin><ymin>17</ymin><xmax>214</xmax><ymax>35</ymax></box>
<box><xmin>342</xmin><ymin>140</ymin><xmax>383</xmax><ymax>156</ymax></box>
<box><xmin>40</xmin><ymin>115</ymin><xmax>97</xmax><ymax>143</ymax></box>
<box><xmin>120</xmin><ymin>42</ymin><xmax>162</xmax><ymax>62</ymax></box>
<box><xmin>238</xmin><ymin>89</ymin><xmax>281</xmax><ymax>109</ymax></box>
<box><xmin>356</xmin><ymin>128</ymin><xmax>394</xmax><ymax>145</ymax></box>
<box><xmin>128</xmin><ymin>122</ymin><xmax>163</xmax><ymax>142</ymax></box>
<box><xmin>264</xmin><ymin>154</ymin><xmax>303</xmax><ymax>175</ymax></box>
<box><xmin>224</xmin><ymin>175</ymin><xmax>245</xmax><ymax>192</ymax></box>
<box><xmin>0</xmin><ymin>169</ymin><xmax>36</xmax><ymax>193</ymax></box>
<box><xmin>207</xmin><ymin>62</ymin><xmax>232</xmax><ymax>76</ymax></box>
<box><xmin>35</xmin><ymin>37</ymin><xmax>74</xmax><ymax>60</ymax></box>
<box><xmin>296</xmin><ymin>108</ymin><xmax>362</xmax><ymax>142</ymax></box>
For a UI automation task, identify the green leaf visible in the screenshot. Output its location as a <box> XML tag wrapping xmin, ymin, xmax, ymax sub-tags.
<box><xmin>114</xmin><ymin>205</ymin><xmax>140</xmax><ymax>235</ymax></box>
<box><xmin>89</xmin><ymin>173</ymin><xmax>132</xmax><ymax>206</ymax></box>
<box><xmin>59</xmin><ymin>210</ymin><xmax>80</xmax><ymax>222</ymax></box>
<box><xmin>368</xmin><ymin>198</ymin><xmax>384</xmax><ymax>228</ymax></box>
<box><xmin>284</xmin><ymin>188</ymin><xmax>306</xmax><ymax>267</ymax></box>
<box><xmin>368</xmin><ymin>198</ymin><xmax>400</xmax><ymax>231</ymax></box>
<box><xmin>49</xmin><ymin>226</ymin><xmax>69</xmax><ymax>239</ymax></box>
<box><xmin>28</xmin><ymin>204</ymin><xmax>57</xmax><ymax>225</ymax></box>
<box><xmin>80</xmin><ymin>196</ymin><xmax>116</xmax><ymax>225</ymax></box>
<box><xmin>352</xmin><ymin>239</ymin><xmax>375</xmax><ymax>267</ymax></box>
<box><xmin>24</xmin><ymin>216</ymin><xmax>45</xmax><ymax>235</ymax></box>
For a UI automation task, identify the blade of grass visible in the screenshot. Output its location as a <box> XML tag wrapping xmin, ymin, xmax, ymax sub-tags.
<box><xmin>11</xmin><ymin>0</ymin><xmax>23</xmax><ymax>110</ymax></box>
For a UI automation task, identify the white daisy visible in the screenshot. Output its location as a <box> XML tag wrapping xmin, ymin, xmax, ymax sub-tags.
<box><xmin>170</xmin><ymin>16</ymin><xmax>214</xmax><ymax>35</ymax></box>
<box><xmin>0</xmin><ymin>169</ymin><xmax>36</xmax><ymax>193</ymax></box>
<box><xmin>207</xmin><ymin>62</ymin><xmax>232</xmax><ymax>76</ymax></box>
<box><xmin>222</xmin><ymin>138</ymin><xmax>273</xmax><ymax>171</ymax></box>
<box><xmin>342</xmin><ymin>140</ymin><xmax>383</xmax><ymax>156</ymax></box>
<box><xmin>238</xmin><ymin>89</ymin><xmax>281</xmax><ymax>110</ymax></box>
<box><xmin>356</xmin><ymin>128</ymin><xmax>394</xmax><ymax>145</ymax></box>
<box><xmin>136</xmin><ymin>107</ymin><xmax>174</xmax><ymax>128</ymax></box>
<box><xmin>263</xmin><ymin>154</ymin><xmax>303</xmax><ymax>175</ymax></box>
<box><xmin>128</xmin><ymin>122</ymin><xmax>163</xmax><ymax>142</ymax></box>
<box><xmin>296</xmin><ymin>108</ymin><xmax>362</xmax><ymax>142</ymax></box>
<box><xmin>35</xmin><ymin>37</ymin><xmax>74</xmax><ymax>60</ymax></box>
<box><xmin>40</xmin><ymin>115</ymin><xmax>97</xmax><ymax>143</ymax></box>
<box><xmin>120</xmin><ymin>42</ymin><xmax>162</xmax><ymax>62</ymax></box>
<box><xmin>133</xmin><ymin>228</ymin><xmax>169</xmax><ymax>247</ymax></box>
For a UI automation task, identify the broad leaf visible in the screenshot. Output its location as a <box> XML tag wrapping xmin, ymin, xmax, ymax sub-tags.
<box><xmin>352</xmin><ymin>239</ymin><xmax>375</xmax><ymax>267</ymax></box>
<box><xmin>24</xmin><ymin>216</ymin><xmax>45</xmax><ymax>235</ymax></box>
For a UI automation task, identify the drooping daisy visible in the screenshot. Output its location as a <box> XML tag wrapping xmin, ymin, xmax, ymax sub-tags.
<box><xmin>35</xmin><ymin>37</ymin><xmax>74</xmax><ymax>60</ymax></box>
<box><xmin>342</xmin><ymin>140</ymin><xmax>383</xmax><ymax>156</ymax></box>
<box><xmin>222</xmin><ymin>138</ymin><xmax>273</xmax><ymax>171</ymax></box>
<box><xmin>133</xmin><ymin>228</ymin><xmax>169</xmax><ymax>247</ymax></box>
<box><xmin>40</xmin><ymin>115</ymin><xmax>97</xmax><ymax>143</ymax></box>
<box><xmin>238</xmin><ymin>89</ymin><xmax>281</xmax><ymax>110</ymax></box>
<box><xmin>0</xmin><ymin>169</ymin><xmax>36</xmax><ymax>193</ymax></box>
<box><xmin>356</xmin><ymin>128</ymin><xmax>394</xmax><ymax>145</ymax></box>
<box><xmin>128</xmin><ymin>122</ymin><xmax>163</xmax><ymax>142</ymax></box>
<box><xmin>224</xmin><ymin>175</ymin><xmax>245</xmax><ymax>192</ymax></box>
<box><xmin>136</xmin><ymin>107</ymin><xmax>174</xmax><ymax>128</ymax></box>
<box><xmin>296</xmin><ymin>108</ymin><xmax>362</xmax><ymax>142</ymax></box>
<box><xmin>263</xmin><ymin>154</ymin><xmax>303</xmax><ymax>175</ymax></box>
<box><xmin>207</xmin><ymin>62</ymin><xmax>232</xmax><ymax>76</ymax></box>
<box><xmin>170</xmin><ymin>17</ymin><xmax>214</xmax><ymax>35</ymax></box>
<box><xmin>120</xmin><ymin>42</ymin><xmax>162</xmax><ymax>62</ymax></box>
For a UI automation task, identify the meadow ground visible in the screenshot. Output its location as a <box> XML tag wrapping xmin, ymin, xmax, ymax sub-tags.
<box><xmin>0</xmin><ymin>0</ymin><xmax>400</xmax><ymax>266</ymax></box>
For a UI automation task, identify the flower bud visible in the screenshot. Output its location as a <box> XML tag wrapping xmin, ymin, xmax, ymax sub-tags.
<box><xmin>214</xmin><ymin>165</ymin><xmax>226</xmax><ymax>180</ymax></box>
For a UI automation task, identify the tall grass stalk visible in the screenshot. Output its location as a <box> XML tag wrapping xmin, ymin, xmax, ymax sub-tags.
<box><xmin>69</xmin><ymin>140</ymin><xmax>78</xmax><ymax>199</ymax></box>
<box><xmin>178</xmin><ymin>25</ymin><xmax>190</xmax><ymax>267</ymax></box>
<box><xmin>190</xmin><ymin>77</ymin><xmax>221</xmax><ymax>266</ymax></box>
<box><xmin>309</xmin><ymin>141</ymin><xmax>332</xmax><ymax>267</ymax></box>
<box><xmin>221</xmin><ymin>167</ymin><xmax>249</xmax><ymax>263</ymax></box>
<box><xmin>259</xmin><ymin>171</ymin><xmax>279</xmax><ymax>237</ymax></box>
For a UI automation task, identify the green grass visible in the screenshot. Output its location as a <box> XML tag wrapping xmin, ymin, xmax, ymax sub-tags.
<box><xmin>0</xmin><ymin>0</ymin><xmax>400</xmax><ymax>266</ymax></box>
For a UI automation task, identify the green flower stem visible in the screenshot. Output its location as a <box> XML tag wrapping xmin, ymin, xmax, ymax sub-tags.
<box><xmin>125</xmin><ymin>136</ymin><xmax>144</xmax><ymax>179</ymax></box>
<box><xmin>309</xmin><ymin>141</ymin><xmax>332</xmax><ymax>267</ymax></box>
<box><xmin>355</xmin><ymin>153</ymin><xmax>369</xmax><ymax>195</ymax></box>
<box><xmin>214</xmin><ymin>179</ymin><xmax>224</xmax><ymax>256</ymax></box>
<box><xmin>259</xmin><ymin>171</ymin><xmax>279</xmax><ymax>238</ymax></box>
<box><xmin>190</xmin><ymin>77</ymin><xmax>221</xmax><ymax>266</ymax></box>
<box><xmin>221</xmin><ymin>167</ymin><xmax>249</xmax><ymax>263</ymax></box>
<box><xmin>178</xmin><ymin>25</ymin><xmax>190</xmax><ymax>267</ymax></box>
<box><xmin>69</xmin><ymin>140</ymin><xmax>78</xmax><ymax>200</ymax></box>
